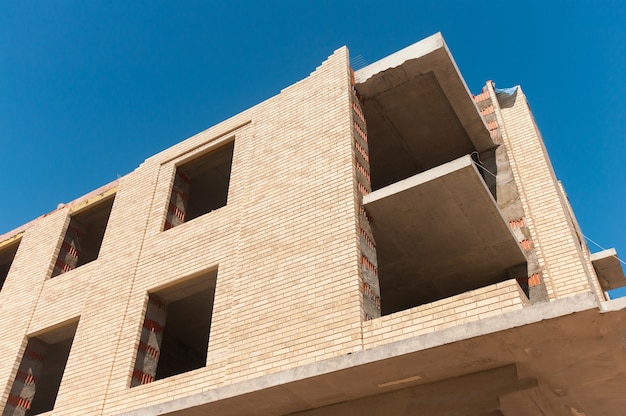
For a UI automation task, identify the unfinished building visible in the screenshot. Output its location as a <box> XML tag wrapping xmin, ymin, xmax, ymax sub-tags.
<box><xmin>1</xmin><ymin>33</ymin><xmax>625</xmax><ymax>416</ymax></box>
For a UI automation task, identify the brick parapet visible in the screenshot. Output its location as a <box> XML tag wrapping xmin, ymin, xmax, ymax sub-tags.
<box><xmin>362</xmin><ymin>279</ymin><xmax>525</xmax><ymax>349</ymax></box>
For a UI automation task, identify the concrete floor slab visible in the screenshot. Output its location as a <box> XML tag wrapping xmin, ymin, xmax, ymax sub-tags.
<box><xmin>363</xmin><ymin>155</ymin><xmax>527</xmax><ymax>313</ymax></box>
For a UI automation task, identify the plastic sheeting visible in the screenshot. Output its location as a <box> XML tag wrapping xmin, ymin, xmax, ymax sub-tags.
<box><xmin>495</xmin><ymin>86</ymin><xmax>518</xmax><ymax>95</ymax></box>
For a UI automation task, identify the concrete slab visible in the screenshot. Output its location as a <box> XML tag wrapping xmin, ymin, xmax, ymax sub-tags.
<box><xmin>590</xmin><ymin>249</ymin><xmax>626</xmax><ymax>291</ymax></box>
<box><xmin>117</xmin><ymin>293</ymin><xmax>626</xmax><ymax>416</ymax></box>
<box><xmin>354</xmin><ymin>33</ymin><xmax>494</xmax><ymax>190</ymax></box>
<box><xmin>363</xmin><ymin>155</ymin><xmax>526</xmax><ymax>313</ymax></box>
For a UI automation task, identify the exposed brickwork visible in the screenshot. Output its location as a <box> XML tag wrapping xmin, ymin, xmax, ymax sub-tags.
<box><xmin>0</xmin><ymin>44</ymin><xmax>608</xmax><ymax>415</ymax></box>
<box><xmin>362</xmin><ymin>280</ymin><xmax>525</xmax><ymax>349</ymax></box>
<box><xmin>351</xmin><ymin>69</ymin><xmax>381</xmax><ymax>321</ymax></box>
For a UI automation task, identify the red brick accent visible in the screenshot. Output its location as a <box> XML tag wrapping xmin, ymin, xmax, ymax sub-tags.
<box><xmin>473</xmin><ymin>91</ymin><xmax>490</xmax><ymax>103</ymax></box>
<box><xmin>7</xmin><ymin>394</ymin><xmax>31</xmax><ymax>410</ymax></box>
<box><xmin>354</xmin><ymin>140</ymin><xmax>369</xmax><ymax>163</ymax></box>
<box><xmin>361</xmin><ymin>281</ymin><xmax>381</xmax><ymax>310</ymax></box>
<box><xmin>143</xmin><ymin>319</ymin><xmax>164</xmax><ymax>334</ymax></box>
<box><xmin>509</xmin><ymin>217</ymin><xmax>526</xmax><ymax>229</ymax></box>
<box><xmin>131</xmin><ymin>369</ymin><xmax>154</xmax><ymax>385</ymax></box>
<box><xmin>15</xmin><ymin>370</ymin><xmax>37</xmax><ymax>384</ymax></box>
<box><xmin>138</xmin><ymin>341</ymin><xmax>160</xmax><ymax>359</ymax></box>
<box><xmin>24</xmin><ymin>348</ymin><xmax>45</xmax><ymax>362</ymax></box>
<box><xmin>481</xmin><ymin>105</ymin><xmax>494</xmax><ymax>115</ymax></box>
<box><xmin>354</xmin><ymin>121</ymin><xmax>368</xmax><ymax>142</ymax></box>
<box><xmin>352</xmin><ymin>102</ymin><xmax>366</xmax><ymax>125</ymax></box>
<box><xmin>528</xmin><ymin>273</ymin><xmax>541</xmax><ymax>287</ymax></box>
<box><xmin>361</xmin><ymin>256</ymin><xmax>378</xmax><ymax>276</ymax></box>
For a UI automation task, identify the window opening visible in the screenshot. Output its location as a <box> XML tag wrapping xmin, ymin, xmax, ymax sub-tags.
<box><xmin>0</xmin><ymin>239</ymin><xmax>20</xmax><ymax>291</ymax></box>
<box><xmin>164</xmin><ymin>141</ymin><xmax>234</xmax><ymax>230</ymax></box>
<box><xmin>4</xmin><ymin>320</ymin><xmax>78</xmax><ymax>415</ymax></box>
<box><xmin>52</xmin><ymin>196</ymin><xmax>114</xmax><ymax>277</ymax></box>
<box><xmin>131</xmin><ymin>270</ymin><xmax>218</xmax><ymax>386</ymax></box>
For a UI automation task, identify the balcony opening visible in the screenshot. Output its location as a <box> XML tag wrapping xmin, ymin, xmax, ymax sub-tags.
<box><xmin>0</xmin><ymin>238</ymin><xmax>20</xmax><ymax>291</ymax></box>
<box><xmin>363</xmin><ymin>156</ymin><xmax>527</xmax><ymax>316</ymax></box>
<box><xmin>52</xmin><ymin>196</ymin><xmax>114</xmax><ymax>277</ymax></box>
<box><xmin>131</xmin><ymin>269</ymin><xmax>218</xmax><ymax>387</ymax></box>
<box><xmin>164</xmin><ymin>141</ymin><xmax>234</xmax><ymax>230</ymax></box>
<box><xmin>5</xmin><ymin>320</ymin><xmax>78</xmax><ymax>415</ymax></box>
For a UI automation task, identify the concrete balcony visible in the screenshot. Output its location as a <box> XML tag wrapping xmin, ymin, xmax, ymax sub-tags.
<box><xmin>363</xmin><ymin>155</ymin><xmax>527</xmax><ymax>314</ymax></box>
<box><xmin>354</xmin><ymin>32</ymin><xmax>495</xmax><ymax>191</ymax></box>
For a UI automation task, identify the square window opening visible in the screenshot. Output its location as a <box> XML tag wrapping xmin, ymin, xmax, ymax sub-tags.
<box><xmin>0</xmin><ymin>238</ymin><xmax>21</xmax><ymax>291</ymax></box>
<box><xmin>164</xmin><ymin>141</ymin><xmax>234</xmax><ymax>230</ymax></box>
<box><xmin>131</xmin><ymin>269</ymin><xmax>218</xmax><ymax>387</ymax></box>
<box><xmin>52</xmin><ymin>196</ymin><xmax>115</xmax><ymax>277</ymax></box>
<box><xmin>5</xmin><ymin>320</ymin><xmax>78</xmax><ymax>415</ymax></box>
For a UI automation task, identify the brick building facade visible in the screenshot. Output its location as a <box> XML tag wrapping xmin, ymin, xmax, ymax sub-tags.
<box><xmin>1</xmin><ymin>33</ymin><xmax>625</xmax><ymax>415</ymax></box>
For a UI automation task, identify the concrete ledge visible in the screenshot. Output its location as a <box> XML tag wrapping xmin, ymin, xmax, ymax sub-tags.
<box><xmin>117</xmin><ymin>293</ymin><xmax>599</xmax><ymax>416</ymax></box>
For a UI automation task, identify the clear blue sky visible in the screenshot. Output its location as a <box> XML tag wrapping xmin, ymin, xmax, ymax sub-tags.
<box><xmin>1</xmin><ymin>1</ymin><xmax>625</xmax><ymax>285</ymax></box>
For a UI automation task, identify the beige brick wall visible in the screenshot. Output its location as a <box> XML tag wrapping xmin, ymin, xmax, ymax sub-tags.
<box><xmin>489</xmin><ymin>85</ymin><xmax>597</xmax><ymax>300</ymax></box>
<box><xmin>0</xmin><ymin>47</ymin><xmax>605</xmax><ymax>415</ymax></box>
<box><xmin>0</xmin><ymin>46</ymin><xmax>368</xmax><ymax>415</ymax></box>
<box><xmin>362</xmin><ymin>279</ymin><xmax>525</xmax><ymax>349</ymax></box>
<box><xmin>99</xmin><ymin>46</ymin><xmax>362</xmax><ymax>414</ymax></box>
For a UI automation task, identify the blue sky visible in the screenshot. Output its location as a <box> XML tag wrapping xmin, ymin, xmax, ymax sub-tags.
<box><xmin>1</xmin><ymin>1</ymin><xmax>625</xmax><ymax>286</ymax></box>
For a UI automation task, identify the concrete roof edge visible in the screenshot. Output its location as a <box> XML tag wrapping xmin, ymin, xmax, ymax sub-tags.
<box><xmin>354</xmin><ymin>32</ymin><xmax>444</xmax><ymax>84</ymax></box>
<box><xmin>590</xmin><ymin>248</ymin><xmax>618</xmax><ymax>261</ymax></box>
<box><xmin>117</xmin><ymin>292</ymin><xmax>599</xmax><ymax>416</ymax></box>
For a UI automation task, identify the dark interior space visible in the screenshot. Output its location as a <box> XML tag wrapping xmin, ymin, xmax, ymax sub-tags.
<box><xmin>52</xmin><ymin>196</ymin><xmax>114</xmax><ymax>277</ymax></box>
<box><xmin>25</xmin><ymin>321</ymin><xmax>78</xmax><ymax>415</ymax></box>
<box><xmin>153</xmin><ymin>271</ymin><xmax>217</xmax><ymax>380</ymax></box>
<box><xmin>0</xmin><ymin>239</ymin><xmax>20</xmax><ymax>291</ymax></box>
<box><xmin>74</xmin><ymin>197</ymin><xmax>115</xmax><ymax>267</ymax></box>
<box><xmin>178</xmin><ymin>141</ymin><xmax>234</xmax><ymax>223</ymax></box>
<box><xmin>358</xmin><ymin>72</ymin><xmax>475</xmax><ymax>192</ymax></box>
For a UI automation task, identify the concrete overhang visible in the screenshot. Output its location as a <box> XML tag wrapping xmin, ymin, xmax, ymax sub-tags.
<box><xmin>118</xmin><ymin>293</ymin><xmax>626</xmax><ymax>416</ymax></box>
<box><xmin>354</xmin><ymin>33</ymin><xmax>495</xmax><ymax>190</ymax></box>
<box><xmin>590</xmin><ymin>248</ymin><xmax>626</xmax><ymax>291</ymax></box>
<box><xmin>363</xmin><ymin>155</ymin><xmax>526</xmax><ymax>312</ymax></box>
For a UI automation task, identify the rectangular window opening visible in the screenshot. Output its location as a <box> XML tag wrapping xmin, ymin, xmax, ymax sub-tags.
<box><xmin>52</xmin><ymin>196</ymin><xmax>114</xmax><ymax>277</ymax></box>
<box><xmin>0</xmin><ymin>238</ymin><xmax>21</xmax><ymax>291</ymax></box>
<box><xmin>164</xmin><ymin>141</ymin><xmax>234</xmax><ymax>230</ymax></box>
<box><xmin>131</xmin><ymin>269</ymin><xmax>218</xmax><ymax>387</ymax></box>
<box><xmin>5</xmin><ymin>320</ymin><xmax>78</xmax><ymax>415</ymax></box>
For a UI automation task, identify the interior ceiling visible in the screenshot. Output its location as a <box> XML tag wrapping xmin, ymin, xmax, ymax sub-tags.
<box><xmin>354</xmin><ymin>37</ymin><xmax>494</xmax><ymax>191</ymax></box>
<box><xmin>363</xmin><ymin>156</ymin><xmax>527</xmax><ymax>313</ymax></box>
<box><xmin>362</xmin><ymin>71</ymin><xmax>476</xmax><ymax>190</ymax></box>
